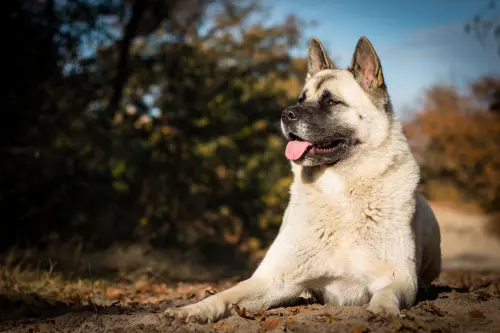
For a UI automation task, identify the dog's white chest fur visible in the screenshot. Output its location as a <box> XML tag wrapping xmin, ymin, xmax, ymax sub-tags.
<box><xmin>314</xmin><ymin>169</ymin><xmax>345</xmax><ymax>196</ymax></box>
<box><xmin>259</xmin><ymin>167</ymin><xmax>416</xmax><ymax>308</ymax></box>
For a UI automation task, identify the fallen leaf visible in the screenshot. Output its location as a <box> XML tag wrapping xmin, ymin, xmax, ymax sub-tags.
<box><xmin>134</xmin><ymin>279</ymin><xmax>151</xmax><ymax>292</ymax></box>
<box><xmin>199</xmin><ymin>287</ymin><xmax>218</xmax><ymax>300</ymax></box>
<box><xmin>24</xmin><ymin>323</ymin><xmax>54</xmax><ymax>333</ymax></box>
<box><xmin>254</xmin><ymin>308</ymin><xmax>267</xmax><ymax>319</ymax></box>
<box><xmin>156</xmin><ymin>283</ymin><xmax>169</xmax><ymax>292</ymax></box>
<box><xmin>350</xmin><ymin>325</ymin><xmax>370</xmax><ymax>333</ymax></box>
<box><xmin>261</xmin><ymin>318</ymin><xmax>280</xmax><ymax>330</ymax></box>
<box><xmin>212</xmin><ymin>322</ymin><xmax>233</xmax><ymax>330</ymax></box>
<box><xmin>204</xmin><ymin>287</ymin><xmax>217</xmax><ymax>297</ymax></box>
<box><xmin>469</xmin><ymin>309</ymin><xmax>486</xmax><ymax>319</ymax></box>
<box><xmin>322</xmin><ymin>312</ymin><xmax>341</xmax><ymax>324</ymax></box>
<box><xmin>106</xmin><ymin>287</ymin><xmax>124</xmax><ymax>299</ymax></box>
<box><xmin>232</xmin><ymin>303</ymin><xmax>255</xmax><ymax>320</ymax></box>
<box><xmin>423</xmin><ymin>303</ymin><xmax>447</xmax><ymax>317</ymax></box>
<box><xmin>476</xmin><ymin>292</ymin><xmax>490</xmax><ymax>301</ymax></box>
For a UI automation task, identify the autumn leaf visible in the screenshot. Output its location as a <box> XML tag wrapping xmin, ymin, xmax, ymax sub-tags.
<box><xmin>476</xmin><ymin>292</ymin><xmax>491</xmax><ymax>301</ymax></box>
<box><xmin>253</xmin><ymin>308</ymin><xmax>267</xmax><ymax>319</ymax></box>
<box><xmin>231</xmin><ymin>303</ymin><xmax>256</xmax><ymax>320</ymax></box>
<box><xmin>105</xmin><ymin>287</ymin><xmax>124</xmax><ymax>300</ymax></box>
<box><xmin>422</xmin><ymin>303</ymin><xmax>447</xmax><ymax>317</ymax></box>
<box><xmin>203</xmin><ymin>287</ymin><xmax>217</xmax><ymax>299</ymax></box>
<box><xmin>134</xmin><ymin>279</ymin><xmax>151</xmax><ymax>292</ymax></box>
<box><xmin>260</xmin><ymin>318</ymin><xmax>280</xmax><ymax>330</ymax></box>
<box><xmin>470</xmin><ymin>309</ymin><xmax>486</xmax><ymax>319</ymax></box>
<box><xmin>322</xmin><ymin>312</ymin><xmax>341</xmax><ymax>323</ymax></box>
<box><xmin>212</xmin><ymin>322</ymin><xmax>233</xmax><ymax>330</ymax></box>
<box><xmin>350</xmin><ymin>325</ymin><xmax>370</xmax><ymax>333</ymax></box>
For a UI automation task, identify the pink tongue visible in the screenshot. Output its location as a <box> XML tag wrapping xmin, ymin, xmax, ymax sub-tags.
<box><xmin>285</xmin><ymin>140</ymin><xmax>313</xmax><ymax>160</ymax></box>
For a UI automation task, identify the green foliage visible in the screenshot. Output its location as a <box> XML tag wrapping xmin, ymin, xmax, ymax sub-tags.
<box><xmin>2</xmin><ymin>0</ymin><xmax>306</xmax><ymax>259</ymax></box>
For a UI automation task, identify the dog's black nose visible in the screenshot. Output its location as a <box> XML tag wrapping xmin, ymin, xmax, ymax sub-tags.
<box><xmin>282</xmin><ymin>107</ymin><xmax>299</xmax><ymax>123</ymax></box>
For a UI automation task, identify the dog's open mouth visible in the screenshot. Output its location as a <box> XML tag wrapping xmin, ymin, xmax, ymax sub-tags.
<box><xmin>285</xmin><ymin>133</ymin><xmax>345</xmax><ymax>161</ymax></box>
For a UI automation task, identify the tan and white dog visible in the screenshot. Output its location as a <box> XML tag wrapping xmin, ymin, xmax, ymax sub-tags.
<box><xmin>165</xmin><ymin>36</ymin><xmax>442</xmax><ymax>323</ymax></box>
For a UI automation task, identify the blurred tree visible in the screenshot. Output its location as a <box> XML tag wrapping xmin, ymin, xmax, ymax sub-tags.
<box><xmin>465</xmin><ymin>0</ymin><xmax>500</xmax><ymax>56</ymax></box>
<box><xmin>2</xmin><ymin>0</ymin><xmax>307</xmax><ymax>265</ymax></box>
<box><xmin>465</xmin><ymin>0</ymin><xmax>500</xmax><ymax>113</ymax></box>
<box><xmin>404</xmin><ymin>78</ymin><xmax>500</xmax><ymax>213</ymax></box>
<box><xmin>471</xmin><ymin>76</ymin><xmax>500</xmax><ymax>113</ymax></box>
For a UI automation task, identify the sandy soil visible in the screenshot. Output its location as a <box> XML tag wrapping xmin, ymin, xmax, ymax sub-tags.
<box><xmin>2</xmin><ymin>271</ymin><xmax>500</xmax><ymax>333</ymax></box>
<box><xmin>432</xmin><ymin>202</ymin><xmax>500</xmax><ymax>271</ymax></box>
<box><xmin>1</xmin><ymin>203</ymin><xmax>500</xmax><ymax>333</ymax></box>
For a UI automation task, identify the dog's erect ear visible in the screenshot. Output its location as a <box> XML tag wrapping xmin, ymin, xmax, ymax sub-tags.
<box><xmin>349</xmin><ymin>36</ymin><xmax>385</xmax><ymax>90</ymax></box>
<box><xmin>307</xmin><ymin>37</ymin><xmax>336</xmax><ymax>81</ymax></box>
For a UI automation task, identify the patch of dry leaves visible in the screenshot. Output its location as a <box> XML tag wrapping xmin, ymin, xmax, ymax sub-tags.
<box><xmin>0</xmin><ymin>264</ymin><xmax>238</xmax><ymax>321</ymax></box>
<box><xmin>1</xmin><ymin>266</ymin><xmax>500</xmax><ymax>333</ymax></box>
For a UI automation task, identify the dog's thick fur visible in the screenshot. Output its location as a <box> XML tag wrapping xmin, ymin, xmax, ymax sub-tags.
<box><xmin>165</xmin><ymin>36</ymin><xmax>442</xmax><ymax>323</ymax></box>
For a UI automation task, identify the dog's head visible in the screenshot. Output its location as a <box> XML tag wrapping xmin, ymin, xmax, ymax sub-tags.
<box><xmin>281</xmin><ymin>36</ymin><xmax>393</xmax><ymax>167</ymax></box>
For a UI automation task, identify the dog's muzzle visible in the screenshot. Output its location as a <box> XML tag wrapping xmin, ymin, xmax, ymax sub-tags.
<box><xmin>281</xmin><ymin>106</ymin><xmax>302</xmax><ymax>127</ymax></box>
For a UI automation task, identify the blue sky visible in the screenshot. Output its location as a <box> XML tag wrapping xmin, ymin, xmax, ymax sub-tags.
<box><xmin>269</xmin><ymin>0</ymin><xmax>500</xmax><ymax>116</ymax></box>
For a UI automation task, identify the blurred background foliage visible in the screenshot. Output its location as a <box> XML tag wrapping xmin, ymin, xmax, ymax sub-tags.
<box><xmin>404</xmin><ymin>78</ymin><xmax>500</xmax><ymax>212</ymax></box>
<box><xmin>3</xmin><ymin>0</ymin><xmax>306</xmax><ymax>264</ymax></box>
<box><xmin>2</xmin><ymin>0</ymin><xmax>500</xmax><ymax>273</ymax></box>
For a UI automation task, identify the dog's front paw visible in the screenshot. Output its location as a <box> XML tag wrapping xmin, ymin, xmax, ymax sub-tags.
<box><xmin>164</xmin><ymin>300</ymin><xmax>228</xmax><ymax>324</ymax></box>
<box><xmin>164</xmin><ymin>305</ymin><xmax>210</xmax><ymax>324</ymax></box>
<box><xmin>367</xmin><ymin>298</ymin><xmax>401</xmax><ymax>317</ymax></box>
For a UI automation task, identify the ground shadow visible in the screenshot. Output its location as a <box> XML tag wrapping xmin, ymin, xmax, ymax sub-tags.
<box><xmin>271</xmin><ymin>284</ymin><xmax>472</xmax><ymax>310</ymax></box>
<box><xmin>416</xmin><ymin>284</ymin><xmax>469</xmax><ymax>303</ymax></box>
<box><xmin>0</xmin><ymin>293</ymin><xmax>137</xmax><ymax>323</ymax></box>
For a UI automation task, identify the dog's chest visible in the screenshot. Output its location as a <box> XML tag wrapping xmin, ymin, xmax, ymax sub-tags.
<box><xmin>287</xmin><ymin>169</ymin><xmax>413</xmax><ymax>287</ymax></box>
<box><xmin>299</xmin><ymin>213</ymin><xmax>401</xmax><ymax>306</ymax></box>
<box><xmin>287</xmin><ymin>192</ymin><xmax>402</xmax><ymax>266</ymax></box>
<box><xmin>287</xmin><ymin>184</ymin><xmax>408</xmax><ymax>283</ymax></box>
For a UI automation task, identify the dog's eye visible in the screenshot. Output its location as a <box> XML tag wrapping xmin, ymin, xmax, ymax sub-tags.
<box><xmin>326</xmin><ymin>98</ymin><xmax>344</xmax><ymax>106</ymax></box>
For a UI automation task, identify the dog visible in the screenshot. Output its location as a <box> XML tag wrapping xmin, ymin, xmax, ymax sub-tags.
<box><xmin>165</xmin><ymin>36</ymin><xmax>442</xmax><ymax>323</ymax></box>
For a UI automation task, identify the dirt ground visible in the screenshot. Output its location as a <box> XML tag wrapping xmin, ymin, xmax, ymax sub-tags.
<box><xmin>1</xmin><ymin>270</ymin><xmax>500</xmax><ymax>333</ymax></box>
<box><xmin>1</xmin><ymin>203</ymin><xmax>500</xmax><ymax>333</ymax></box>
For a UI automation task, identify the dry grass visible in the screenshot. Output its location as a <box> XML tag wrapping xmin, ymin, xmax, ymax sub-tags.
<box><xmin>2</xmin><ymin>202</ymin><xmax>500</xmax><ymax>331</ymax></box>
<box><xmin>2</xmin><ymin>263</ymin><xmax>500</xmax><ymax>333</ymax></box>
<box><xmin>0</xmin><ymin>244</ymin><xmax>248</xmax><ymax>324</ymax></box>
<box><xmin>0</xmin><ymin>256</ymin><xmax>239</xmax><ymax>324</ymax></box>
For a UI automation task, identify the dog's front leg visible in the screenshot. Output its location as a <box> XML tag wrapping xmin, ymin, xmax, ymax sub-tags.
<box><xmin>164</xmin><ymin>224</ymin><xmax>308</xmax><ymax>323</ymax></box>
<box><xmin>165</xmin><ymin>274</ymin><xmax>302</xmax><ymax>323</ymax></box>
<box><xmin>367</xmin><ymin>274</ymin><xmax>418</xmax><ymax>316</ymax></box>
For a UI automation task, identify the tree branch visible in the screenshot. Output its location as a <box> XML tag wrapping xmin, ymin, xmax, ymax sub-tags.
<box><xmin>108</xmin><ymin>0</ymin><xmax>148</xmax><ymax>116</ymax></box>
